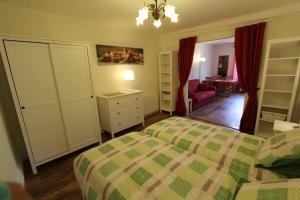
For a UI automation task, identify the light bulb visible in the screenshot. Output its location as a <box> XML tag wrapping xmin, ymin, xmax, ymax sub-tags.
<box><xmin>165</xmin><ymin>5</ymin><xmax>175</xmax><ymax>18</ymax></box>
<box><xmin>170</xmin><ymin>14</ymin><xmax>179</xmax><ymax>23</ymax></box>
<box><xmin>153</xmin><ymin>19</ymin><xmax>162</xmax><ymax>28</ymax></box>
<box><xmin>123</xmin><ymin>70</ymin><xmax>135</xmax><ymax>81</ymax></box>
<box><xmin>138</xmin><ymin>7</ymin><xmax>149</xmax><ymax>20</ymax></box>
<box><xmin>136</xmin><ymin>17</ymin><xmax>144</xmax><ymax>26</ymax></box>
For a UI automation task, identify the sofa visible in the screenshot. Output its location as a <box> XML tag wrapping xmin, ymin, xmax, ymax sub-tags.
<box><xmin>188</xmin><ymin>79</ymin><xmax>216</xmax><ymax>111</ymax></box>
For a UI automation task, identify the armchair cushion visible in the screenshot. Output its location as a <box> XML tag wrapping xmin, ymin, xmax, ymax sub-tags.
<box><xmin>188</xmin><ymin>79</ymin><xmax>200</xmax><ymax>93</ymax></box>
<box><xmin>208</xmin><ymin>86</ymin><xmax>216</xmax><ymax>91</ymax></box>
<box><xmin>198</xmin><ymin>83</ymin><xmax>209</xmax><ymax>91</ymax></box>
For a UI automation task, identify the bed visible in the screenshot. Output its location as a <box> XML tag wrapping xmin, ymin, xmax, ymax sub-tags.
<box><xmin>74</xmin><ymin>117</ymin><xmax>287</xmax><ymax>200</ymax></box>
<box><xmin>142</xmin><ymin>117</ymin><xmax>284</xmax><ymax>182</ymax></box>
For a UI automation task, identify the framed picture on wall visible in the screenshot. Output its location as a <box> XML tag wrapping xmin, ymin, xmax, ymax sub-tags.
<box><xmin>96</xmin><ymin>45</ymin><xmax>144</xmax><ymax>65</ymax></box>
<box><xmin>217</xmin><ymin>55</ymin><xmax>229</xmax><ymax>77</ymax></box>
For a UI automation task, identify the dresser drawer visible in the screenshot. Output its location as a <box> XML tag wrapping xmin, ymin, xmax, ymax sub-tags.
<box><xmin>109</xmin><ymin>94</ymin><xmax>142</xmax><ymax>108</ymax></box>
<box><xmin>111</xmin><ymin>103</ymin><xmax>143</xmax><ymax>119</ymax></box>
<box><xmin>112</xmin><ymin>114</ymin><xmax>143</xmax><ymax>133</ymax></box>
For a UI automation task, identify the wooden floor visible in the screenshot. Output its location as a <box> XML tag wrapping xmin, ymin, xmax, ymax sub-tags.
<box><xmin>24</xmin><ymin>112</ymin><xmax>172</xmax><ymax>200</ymax></box>
<box><xmin>190</xmin><ymin>93</ymin><xmax>245</xmax><ymax>130</ymax></box>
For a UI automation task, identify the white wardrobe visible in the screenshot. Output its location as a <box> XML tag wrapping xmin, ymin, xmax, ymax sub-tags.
<box><xmin>0</xmin><ymin>38</ymin><xmax>101</xmax><ymax>174</ymax></box>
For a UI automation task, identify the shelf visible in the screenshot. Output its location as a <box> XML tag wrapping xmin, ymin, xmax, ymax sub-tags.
<box><xmin>260</xmin><ymin>118</ymin><xmax>274</xmax><ymax>123</ymax></box>
<box><xmin>255</xmin><ymin>121</ymin><xmax>275</xmax><ymax>139</ymax></box>
<box><xmin>264</xmin><ymin>89</ymin><xmax>293</xmax><ymax>94</ymax></box>
<box><xmin>266</xmin><ymin>74</ymin><xmax>296</xmax><ymax>77</ymax></box>
<box><xmin>161</xmin><ymin>81</ymin><xmax>170</xmax><ymax>83</ymax></box>
<box><xmin>161</xmin><ymin>72</ymin><xmax>170</xmax><ymax>74</ymax></box>
<box><xmin>161</xmin><ymin>99</ymin><xmax>170</xmax><ymax>102</ymax></box>
<box><xmin>269</xmin><ymin>57</ymin><xmax>299</xmax><ymax>61</ymax></box>
<box><xmin>262</xmin><ymin>104</ymin><xmax>289</xmax><ymax>110</ymax></box>
<box><xmin>160</xmin><ymin>61</ymin><xmax>170</xmax><ymax>64</ymax></box>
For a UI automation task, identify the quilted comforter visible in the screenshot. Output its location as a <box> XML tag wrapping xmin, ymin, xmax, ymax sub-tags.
<box><xmin>74</xmin><ymin>117</ymin><xmax>285</xmax><ymax>200</ymax></box>
<box><xmin>143</xmin><ymin>117</ymin><xmax>284</xmax><ymax>182</ymax></box>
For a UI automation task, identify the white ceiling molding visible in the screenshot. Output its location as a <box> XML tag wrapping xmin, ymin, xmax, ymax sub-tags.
<box><xmin>160</xmin><ymin>2</ymin><xmax>300</xmax><ymax>40</ymax></box>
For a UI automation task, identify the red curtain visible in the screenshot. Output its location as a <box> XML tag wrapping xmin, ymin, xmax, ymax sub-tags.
<box><xmin>176</xmin><ymin>36</ymin><xmax>197</xmax><ymax>115</ymax></box>
<box><xmin>235</xmin><ymin>22</ymin><xmax>266</xmax><ymax>134</ymax></box>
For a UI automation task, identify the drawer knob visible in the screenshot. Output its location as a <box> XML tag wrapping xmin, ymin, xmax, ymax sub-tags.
<box><xmin>118</xmin><ymin>122</ymin><xmax>122</xmax><ymax>126</ymax></box>
<box><xmin>117</xmin><ymin>112</ymin><xmax>120</xmax><ymax>115</ymax></box>
<box><xmin>116</xmin><ymin>102</ymin><xmax>119</xmax><ymax>105</ymax></box>
<box><xmin>137</xmin><ymin>116</ymin><xmax>140</xmax><ymax>119</ymax></box>
<box><xmin>136</xmin><ymin>98</ymin><xmax>139</xmax><ymax>100</ymax></box>
<box><xmin>136</xmin><ymin>106</ymin><xmax>139</xmax><ymax>109</ymax></box>
<box><xmin>21</xmin><ymin>106</ymin><xmax>25</xmax><ymax>110</ymax></box>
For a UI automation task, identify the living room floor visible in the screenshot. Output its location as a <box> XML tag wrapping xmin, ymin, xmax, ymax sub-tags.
<box><xmin>190</xmin><ymin>93</ymin><xmax>245</xmax><ymax>129</ymax></box>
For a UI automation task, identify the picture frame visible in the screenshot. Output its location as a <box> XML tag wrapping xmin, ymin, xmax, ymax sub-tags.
<box><xmin>96</xmin><ymin>45</ymin><xmax>144</xmax><ymax>65</ymax></box>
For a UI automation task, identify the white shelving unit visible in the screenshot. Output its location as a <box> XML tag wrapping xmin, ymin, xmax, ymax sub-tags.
<box><xmin>159</xmin><ymin>51</ymin><xmax>179</xmax><ymax>116</ymax></box>
<box><xmin>255</xmin><ymin>36</ymin><xmax>300</xmax><ymax>138</ymax></box>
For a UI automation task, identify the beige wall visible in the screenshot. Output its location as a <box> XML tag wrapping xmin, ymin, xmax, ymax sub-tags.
<box><xmin>159</xmin><ymin>3</ymin><xmax>300</xmax><ymax>50</ymax></box>
<box><xmin>0</xmin><ymin>87</ymin><xmax>24</xmax><ymax>184</ymax></box>
<box><xmin>0</xmin><ymin>2</ymin><xmax>160</xmax><ymax>106</ymax></box>
<box><xmin>0</xmin><ymin>2</ymin><xmax>160</xmax><ymax>159</ymax></box>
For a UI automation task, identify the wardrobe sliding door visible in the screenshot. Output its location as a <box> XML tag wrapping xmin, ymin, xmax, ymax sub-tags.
<box><xmin>50</xmin><ymin>44</ymin><xmax>98</xmax><ymax>150</ymax></box>
<box><xmin>4</xmin><ymin>41</ymin><xmax>69</xmax><ymax>163</ymax></box>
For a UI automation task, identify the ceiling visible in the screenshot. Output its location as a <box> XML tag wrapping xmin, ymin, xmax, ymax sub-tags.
<box><xmin>0</xmin><ymin>0</ymin><xmax>299</xmax><ymax>33</ymax></box>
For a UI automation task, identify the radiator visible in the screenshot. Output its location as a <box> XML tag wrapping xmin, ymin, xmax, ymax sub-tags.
<box><xmin>143</xmin><ymin>92</ymin><xmax>159</xmax><ymax>115</ymax></box>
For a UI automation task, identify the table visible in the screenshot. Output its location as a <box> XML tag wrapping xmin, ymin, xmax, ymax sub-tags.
<box><xmin>273</xmin><ymin>120</ymin><xmax>300</xmax><ymax>134</ymax></box>
<box><xmin>202</xmin><ymin>79</ymin><xmax>239</xmax><ymax>92</ymax></box>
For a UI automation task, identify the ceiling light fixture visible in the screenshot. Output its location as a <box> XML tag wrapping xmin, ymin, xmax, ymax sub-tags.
<box><xmin>136</xmin><ymin>0</ymin><xmax>179</xmax><ymax>28</ymax></box>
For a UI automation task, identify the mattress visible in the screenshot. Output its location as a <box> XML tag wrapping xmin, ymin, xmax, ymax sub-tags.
<box><xmin>74</xmin><ymin>117</ymin><xmax>286</xmax><ymax>200</ymax></box>
<box><xmin>74</xmin><ymin>132</ymin><xmax>246</xmax><ymax>200</ymax></box>
<box><xmin>143</xmin><ymin>117</ymin><xmax>285</xmax><ymax>182</ymax></box>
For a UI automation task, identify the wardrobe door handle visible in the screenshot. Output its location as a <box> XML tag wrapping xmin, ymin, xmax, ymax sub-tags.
<box><xmin>21</xmin><ymin>106</ymin><xmax>25</xmax><ymax>110</ymax></box>
<box><xmin>118</xmin><ymin>122</ymin><xmax>122</xmax><ymax>126</ymax></box>
<box><xmin>91</xmin><ymin>96</ymin><xmax>94</xmax><ymax>98</ymax></box>
<box><xmin>116</xmin><ymin>102</ymin><xmax>120</xmax><ymax>105</ymax></box>
<box><xmin>117</xmin><ymin>112</ymin><xmax>120</xmax><ymax>115</ymax></box>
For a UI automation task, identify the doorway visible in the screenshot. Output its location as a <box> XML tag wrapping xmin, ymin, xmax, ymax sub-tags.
<box><xmin>187</xmin><ymin>37</ymin><xmax>245</xmax><ymax>129</ymax></box>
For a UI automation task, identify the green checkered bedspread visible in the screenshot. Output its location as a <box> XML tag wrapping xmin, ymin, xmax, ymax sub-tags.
<box><xmin>236</xmin><ymin>179</ymin><xmax>300</xmax><ymax>200</ymax></box>
<box><xmin>143</xmin><ymin>117</ymin><xmax>285</xmax><ymax>182</ymax></box>
<box><xmin>74</xmin><ymin>132</ymin><xmax>247</xmax><ymax>200</ymax></box>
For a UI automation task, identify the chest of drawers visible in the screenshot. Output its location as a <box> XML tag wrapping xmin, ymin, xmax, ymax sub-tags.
<box><xmin>97</xmin><ymin>90</ymin><xmax>144</xmax><ymax>138</ymax></box>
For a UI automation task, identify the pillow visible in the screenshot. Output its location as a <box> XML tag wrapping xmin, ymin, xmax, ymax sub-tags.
<box><xmin>256</xmin><ymin>128</ymin><xmax>300</xmax><ymax>168</ymax></box>
<box><xmin>236</xmin><ymin>179</ymin><xmax>300</xmax><ymax>200</ymax></box>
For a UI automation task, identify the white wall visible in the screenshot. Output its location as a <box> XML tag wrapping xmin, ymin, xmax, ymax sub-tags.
<box><xmin>212</xmin><ymin>43</ymin><xmax>235</xmax><ymax>76</ymax></box>
<box><xmin>0</xmin><ymin>2</ymin><xmax>160</xmax><ymax>159</ymax></box>
<box><xmin>0</xmin><ymin>2</ymin><xmax>160</xmax><ymax>102</ymax></box>
<box><xmin>189</xmin><ymin>44</ymin><xmax>214</xmax><ymax>81</ymax></box>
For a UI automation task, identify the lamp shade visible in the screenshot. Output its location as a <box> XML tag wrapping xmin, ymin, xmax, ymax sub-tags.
<box><xmin>123</xmin><ymin>70</ymin><xmax>135</xmax><ymax>80</ymax></box>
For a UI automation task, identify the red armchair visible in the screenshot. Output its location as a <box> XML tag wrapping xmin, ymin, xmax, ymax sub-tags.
<box><xmin>188</xmin><ymin>79</ymin><xmax>216</xmax><ymax>111</ymax></box>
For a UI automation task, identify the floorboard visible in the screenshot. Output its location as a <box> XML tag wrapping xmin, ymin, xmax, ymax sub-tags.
<box><xmin>190</xmin><ymin>93</ymin><xmax>245</xmax><ymax>129</ymax></box>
